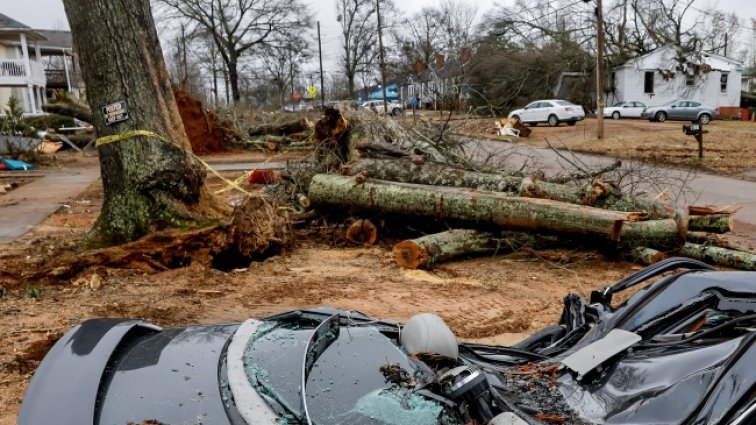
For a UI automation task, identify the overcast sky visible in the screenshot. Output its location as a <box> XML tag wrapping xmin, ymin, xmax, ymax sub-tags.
<box><xmin>4</xmin><ymin>0</ymin><xmax>755</xmax><ymax>76</ymax></box>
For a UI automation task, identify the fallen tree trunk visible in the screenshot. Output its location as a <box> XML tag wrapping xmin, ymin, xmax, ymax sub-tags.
<box><xmin>346</xmin><ymin>219</ymin><xmax>378</xmax><ymax>245</ymax></box>
<box><xmin>680</xmin><ymin>243</ymin><xmax>756</xmax><ymax>271</ymax></box>
<box><xmin>620</xmin><ymin>219</ymin><xmax>684</xmax><ymax>250</ymax></box>
<box><xmin>354</xmin><ymin>140</ymin><xmax>411</xmax><ymax>158</ymax></box>
<box><xmin>393</xmin><ymin>229</ymin><xmax>498</xmax><ymax>269</ymax></box>
<box><xmin>248</xmin><ymin>118</ymin><xmax>311</xmax><ymax>137</ymax></box>
<box><xmin>688</xmin><ymin>214</ymin><xmax>733</xmax><ymax>233</ymax></box>
<box><xmin>344</xmin><ymin>158</ymin><xmax>521</xmax><ymax>192</ymax></box>
<box><xmin>308</xmin><ymin>175</ymin><xmax>639</xmax><ymax>241</ymax></box>
<box><xmin>42</xmin><ymin>101</ymin><xmax>93</xmax><ymax>123</ymax></box>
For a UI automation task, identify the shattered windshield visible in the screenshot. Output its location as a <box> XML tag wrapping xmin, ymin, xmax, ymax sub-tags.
<box><xmin>242</xmin><ymin>321</ymin><xmax>457</xmax><ymax>425</ymax></box>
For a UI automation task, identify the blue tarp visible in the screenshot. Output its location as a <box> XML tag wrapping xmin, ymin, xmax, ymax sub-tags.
<box><xmin>0</xmin><ymin>158</ymin><xmax>34</xmax><ymax>170</ymax></box>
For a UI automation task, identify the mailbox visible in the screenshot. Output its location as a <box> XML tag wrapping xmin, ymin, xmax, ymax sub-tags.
<box><xmin>683</xmin><ymin>122</ymin><xmax>702</xmax><ymax>135</ymax></box>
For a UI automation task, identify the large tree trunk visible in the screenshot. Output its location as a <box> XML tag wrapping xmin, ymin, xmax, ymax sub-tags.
<box><xmin>228</xmin><ymin>56</ymin><xmax>241</xmax><ymax>102</ymax></box>
<box><xmin>308</xmin><ymin>175</ymin><xmax>639</xmax><ymax>241</ymax></box>
<box><xmin>64</xmin><ymin>0</ymin><xmax>223</xmax><ymax>246</ymax></box>
<box><xmin>680</xmin><ymin>243</ymin><xmax>756</xmax><ymax>271</ymax></box>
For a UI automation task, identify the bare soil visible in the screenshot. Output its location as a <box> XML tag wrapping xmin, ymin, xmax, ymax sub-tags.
<box><xmin>0</xmin><ymin>171</ymin><xmax>641</xmax><ymax>424</ymax></box>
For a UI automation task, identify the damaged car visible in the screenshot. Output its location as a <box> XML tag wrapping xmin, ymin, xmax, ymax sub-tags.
<box><xmin>18</xmin><ymin>257</ymin><xmax>756</xmax><ymax>425</ymax></box>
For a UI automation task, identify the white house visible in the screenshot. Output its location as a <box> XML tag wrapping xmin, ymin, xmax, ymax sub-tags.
<box><xmin>0</xmin><ymin>13</ymin><xmax>49</xmax><ymax>115</ymax></box>
<box><xmin>609</xmin><ymin>45</ymin><xmax>743</xmax><ymax>108</ymax></box>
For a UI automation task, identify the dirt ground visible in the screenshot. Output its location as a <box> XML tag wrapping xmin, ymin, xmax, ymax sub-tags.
<box><xmin>0</xmin><ymin>170</ymin><xmax>643</xmax><ymax>424</ymax></box>
<box><xmin>452</xmin><ymin>116</ymin><xmax>756</xmax><ymax>174</ymax></box>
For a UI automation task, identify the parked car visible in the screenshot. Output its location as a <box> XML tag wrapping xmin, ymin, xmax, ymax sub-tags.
<box><xmin>508</xmin><ymin>99</ymin><xmax>585</xmax><ymax>127</ymax></box>
<box><xmin>641</xmin><ymin>100</ymin><xmax>719</xmax><ymax>123</ymax></box>
<box><xmin>361</xmin><ymin>100</ymin><xmax>404</xmax><ymax>116</ymax></box>
<box><xmin>280</xmin><ymin>103</ymin><xmax>310</xmax><ymax>113</ymax></box>
<box><xmin>603</xmin><ymin>100</ymin><xmax>647</xmax><ymax>119</ymax></box>
<box><xmin>18</xmin><ymin>258</ymin><xmax>756</xmax><ymax>425</ymax></box>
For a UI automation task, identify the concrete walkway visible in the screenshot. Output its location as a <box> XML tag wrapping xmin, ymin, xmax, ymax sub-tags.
<box><xmin>0</xmin><ymin>167</ymin><xmax>100</xmax><ymax>242</ymax></box>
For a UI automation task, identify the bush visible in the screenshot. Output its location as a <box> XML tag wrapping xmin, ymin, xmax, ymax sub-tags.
<box><xmin>22</xmin><ymin>114</ymin><xmax>75</xmax><ymax>131</ymax></box>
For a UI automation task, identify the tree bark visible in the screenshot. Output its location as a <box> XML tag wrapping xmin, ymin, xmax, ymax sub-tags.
<box><xmin>680</xmin><ymin>243</ymin><xmax>756</xmax><ymax>271</ymax></box>
<box><xmin>393</xmin><ymin>229</ymin><xmax>499</xmax><ymax>269</ymax></box>
<box><xmin>629</xmin><ymin>246</ymin><xmax>667</xmax><ymax>265</ymax></box>
<box><xmin>343</xmin><ymin>158</ymin><xmax>522</xmax><ymax>192</ymax></box>
<box><xmin>346</xmin><ymin>219</ymin><xmax>378</xmax><ymax>245</ymax></box>
<box><xmin>619</xmin><ymin>219</ymin><xmax>683</xmax><ymax>250</ymax></box>
<box><xmin>64</xmin><ymin>0</ymin><xmax>223</xmax><ymax>246</ymax></box>
<box><xmin>688</xmin><ymin>214</ymin><xmax>733</xmax><ymax>234</ymax></box>
<box><xmin>308</xmin><ymin>175</ymin><xmax>637</xmax><ymax>241</ymax></box>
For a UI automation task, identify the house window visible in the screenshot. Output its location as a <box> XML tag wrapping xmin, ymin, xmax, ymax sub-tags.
<box><xmin>686</xmin><ymin>74</ymin><xmax>695</xmax><ymax>86</ymax></box>
<box><xmin>644</xmin><ymin>71</ymin><xmax>654</xmax><ymax>94</ymax></box>
<box><xmin>721</xmin><ymin>73</ymin><xmax>728</xmax><ymax>93</ymax></box>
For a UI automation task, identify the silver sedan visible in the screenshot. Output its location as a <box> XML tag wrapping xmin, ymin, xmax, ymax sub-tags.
<box><xmin>640</xmin><ymin>100</ymin><xmax>719</xmax><ymax>124</ymax></box>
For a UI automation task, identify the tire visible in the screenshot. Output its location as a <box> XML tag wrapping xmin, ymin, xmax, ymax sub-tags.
<box><xmin>699</xmin><ymin>113</ymin><xmax>711</xmax><ymax>124</ymax></box>
<box><xmin>655</xmin><ymin>111</ymin><xmax>667</xmax><ymax>122</ymax></box>
<box><xmin>548</xmin><ymin>114</ymin><xmax>559</xmax><ymax>127</ymax></box>
<box><xmin>612</xmin><ymin>111</ymin><xmax>620</xmax><ymax>120</ymax></box>
<box><xmin>567</xmin><ymin>121</ymin><xmax>577</xmax><ymax>126</ymax></box>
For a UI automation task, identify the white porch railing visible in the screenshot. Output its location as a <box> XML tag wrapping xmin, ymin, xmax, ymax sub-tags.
<box><xmin>0</xmin><ymin>59</ymin><xmax>47</xmax><ymax>86</ymax></box>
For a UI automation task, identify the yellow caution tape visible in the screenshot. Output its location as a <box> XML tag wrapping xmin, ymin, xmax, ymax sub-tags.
<box><xmin>95</xmin><ymin>129</ymin><xmax>253</xmax><ymax>196</ymax></box>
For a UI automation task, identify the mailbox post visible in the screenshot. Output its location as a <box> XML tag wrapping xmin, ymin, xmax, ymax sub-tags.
<box><xmin>683</xmin><ymin>121</ymin><xmax>706</xmax><ymax>160</ymax></box>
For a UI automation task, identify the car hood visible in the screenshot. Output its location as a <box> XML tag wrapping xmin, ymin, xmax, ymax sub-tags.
<box><xmin>19</xmin><ymin>319</ymin><xmax>240</xmax><ymax>425</ymax></box>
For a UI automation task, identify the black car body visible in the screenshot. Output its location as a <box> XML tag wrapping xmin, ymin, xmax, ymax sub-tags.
<box><xmin>18</xmin><ymin>258</ymin><xmax>756</xmax><ymax>425</ymax></box>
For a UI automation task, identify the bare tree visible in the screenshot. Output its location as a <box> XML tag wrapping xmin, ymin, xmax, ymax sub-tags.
<box><xmin>336</xmin><ymin>0</ymin><xmax>379</xmax><ymax>96</ymax></box>
<box><xmin>259</xmin><ymin>39</ymin><xmax>311</xmax><ymax>106</ymax></box>
<box><xmin>159</xmin><ymin>0</ymin><xmax>312</xmax><ymax>103</ymax></box>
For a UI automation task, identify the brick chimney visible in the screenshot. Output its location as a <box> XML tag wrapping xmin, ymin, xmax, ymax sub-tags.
<box><xmin>435</xmin><ymin>53</ymin><xmax>445</xmax><ymax>69</ymax></box>
<box><xmin>414</xmin><ymin>60</ymin><xmax>426</xmax><ymax>75</ymax></box>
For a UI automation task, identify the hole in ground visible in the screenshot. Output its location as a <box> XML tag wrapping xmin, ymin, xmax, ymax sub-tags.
<box><xmin>210</xmin><ymin>247</ymin><xmax>277</xmax><ymax>272</ymax></box>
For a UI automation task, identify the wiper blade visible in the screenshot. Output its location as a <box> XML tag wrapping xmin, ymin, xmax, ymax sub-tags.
<box><xmin>301</xmin><ymin>313</ymin><xmax>340</xmax><ymax>425</ymax></box>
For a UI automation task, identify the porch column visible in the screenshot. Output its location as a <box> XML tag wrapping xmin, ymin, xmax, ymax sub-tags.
<box><xmin>62</xmin><ymin>48</ymin><xmax>72</xmax><ymax>92</ymax></box>
<box><xmin>20</xmin><ymin>33</ymin><xmax>31</xmax><ymax>81</ymax></box>
<box><xmin>28</xmin><ymin>85</ymin><xmax>37</xmax><ymax>114</ymax></box>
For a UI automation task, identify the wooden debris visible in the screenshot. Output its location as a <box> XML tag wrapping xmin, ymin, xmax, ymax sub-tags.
<box><xmin>680</xmin><ymin>243</ymin><xmax>756</xmax><ymax>271</ymax></box>
<box><xmin>688</xmin><ymin>214</ymin><xmax>733</xmax><ymax>234</ymax></box>
<box><xmin>346</xmin><ymin>219</ymin><xmax>378</xmax><ymax>245</ymax></box>
<box><xmin>630</xmin><ymin>247</ymin><xmax>668</xmax><ymax>265</ymax></box>
<box><xmin>393</xmin><ymin>229</ymin><xmax>498</xmax><ymax>269</ymax></box>
<box><xmin>308</xmin><ymin>174</ymin><xmax>642</xmax><ymax>242</ymax></box>
<box><xmin>688</xmin><ymin>205</ymin><xmax>740</xmax><ymax>216</ymax></box>
<box><xmin>248</xmin><ymin>117</ymin><xmax>312</xmax><ymax>137</ymax></box>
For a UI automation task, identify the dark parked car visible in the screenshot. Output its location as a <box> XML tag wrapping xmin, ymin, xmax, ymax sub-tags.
<box><xmin>18</xmin><ymin>258</ymin><xmax>756</xmax><ymax>425</ymax></box>
<box><xmin>641</xmin><ymin>99</ymin><xmax>719</xmax><ymax>123</ymax></box>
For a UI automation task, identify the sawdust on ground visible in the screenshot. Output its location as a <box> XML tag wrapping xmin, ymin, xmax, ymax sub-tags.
<box><xmin>0</xmin><ymin>172</ymin><xmax>642</xmax><ymax>424</ymax></box>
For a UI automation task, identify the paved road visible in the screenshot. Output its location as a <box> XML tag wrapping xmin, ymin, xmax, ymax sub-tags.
<box><xmin>0</xmin><ymin>167</ymin><xmax>100</xmax><ymax>242</ymax></box>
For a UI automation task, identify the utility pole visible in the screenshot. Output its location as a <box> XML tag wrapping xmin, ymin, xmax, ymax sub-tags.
<box><xmin>724</xmin><ymin>33</ymin><xmax>728</xmax><ymax>57</ymax></box>
<box><xmin>376</xmin><ymin>0</ymin><xmax>388</xmax><ymax>113</ymax></box>
<box><xmin>289</xmin><ymin>47</ymin><xmax>294</xmax><ymax>103</ymax></box>
<box><xmin>318</xmin><ymin>21</ymin><xmax>325</xmax><ymax>107</ymax></box>
<box><xmin>595</xmin><ymin>0</ymin><xmax>606</xmax><ymax>140</ymax></box>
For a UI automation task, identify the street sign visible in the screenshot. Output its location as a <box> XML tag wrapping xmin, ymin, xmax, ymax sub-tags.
<box><xmin>307</xmin><ymin>86</ymin><xmax>317</xmax><ymax>99</ymax></box>
<box><xmin>101</xmin><ymin>100</ymin><xmax>129</xmax><ymax>126</ymax></box>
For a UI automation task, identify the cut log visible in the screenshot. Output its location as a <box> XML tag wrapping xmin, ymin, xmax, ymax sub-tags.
<box><xmin>308</xmin><ymin>175</ymin><xmax>637</xmax><ymax>241</ymax></box>
<box><xmin>630</xmin><ymin>247</ymin><xmax>668</xmax><ymax>265</ymax></box>
<box><xmin>688</xmin><ymin>214</ymin><xmax>733</xmax><ymax>234</ymax></box>
<box><xmin>619</xmin><ymin>219</ymin><xmax>683</xmax><ymax>250</ymax></box>
<box><xmin>344</xmin><ymin>158</ymin><xmax>521</xmax><ymax>192</ymax></box>
<box><xmin>688</xmin><ymin>205</ymin><xmax>740</xmax><ymax>215</ymax></box>
<box><xmin>248</xmin><ymin>118</ymin><xmax>311</xmax><ymax>137</ymax></box>
<box><xmin>393</xmin><ymin>229</ymin><xmax>498</xmax><ymax>269</ymax></box>
<box><xmin>686</xmin><ymin>231</ymin><xmax>728</xmax><ymax>247</ymax></box>
<box><xmin>346</xmin><ymin>219</ymin><xmax>378</xmax><ymax>245</ymax></box>
<box><xmin>680</xmin><ymin>243</ymin><xmax>756</xmax><ymax>271</ymax></box>
<box><xmin>246</xmin><ymin>140</ymin><xmax>278</xmax><ymax>150</ymax></box>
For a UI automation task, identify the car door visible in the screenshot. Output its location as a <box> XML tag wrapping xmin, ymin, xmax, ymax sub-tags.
<box><xmin>668</xmin><ymin>101</ymin><xmax>686</xmax><ymax>120</ymax></box>
<box><xmin>686</xmin><ymin>101</ymin><xmax>702</xmax><ymax>120</ymax></box>
<box><xmin>536</xmin><ymin>101</ymin><xmax>553</xmax><ymax>122</ymax></box>
<box><xmin>628</xmin><ymin>102</ymin><xmax>645</xmax><ymax>118</ymax></box>
<box><xmin>520</xmin><ymin>102</ymin><xmax>540</xmax><ymax>123</ymax></box>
